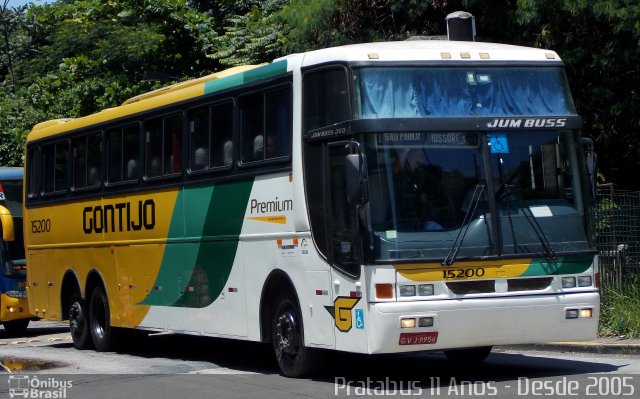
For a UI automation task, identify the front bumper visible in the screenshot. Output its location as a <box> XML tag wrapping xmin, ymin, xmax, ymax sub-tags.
<box><xmin>367</xmin><ymin>292</ymin><xmax>599</xmax><ymax>354</ymax></box>
<box><xmin>1</xmin><ymin>293</ymin><xmax>33</xmax><ymax>322</ymax></box>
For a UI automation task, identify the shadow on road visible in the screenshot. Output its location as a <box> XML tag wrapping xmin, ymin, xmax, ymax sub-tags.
<box><xmin>0</xmin><ymin>325</ymin><xmax>68</xmax><ymax>340</ymax></box>
<box><xmin>45</xmin><ymin>331</ymin><xmax>624</xmax><ymax>382</ymax></box>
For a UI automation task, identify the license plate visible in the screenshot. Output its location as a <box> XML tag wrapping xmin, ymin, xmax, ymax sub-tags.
<box><xmin>399</xmin><ymin>332</ymin><xmax>438</xmax><ymax>345</ymax></box>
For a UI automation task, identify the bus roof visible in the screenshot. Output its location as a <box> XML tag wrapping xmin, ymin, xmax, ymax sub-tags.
<box><xmin>286</xmin><ymin>40</ymin><xmax>562</xmax><ymax>66</ymax></box>
<box><xmin>0</xmin><ymin>167</ymin><xmax>23</xmax><ymax>180</ymax></box>
<box><xmin>27</xmin><ymin>40</ymin><xmax>562</xmax><ymax>143</ymax></box>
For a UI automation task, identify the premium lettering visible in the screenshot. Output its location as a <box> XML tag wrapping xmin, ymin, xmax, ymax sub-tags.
<box><xmin>250</xmin><ymin>197</ymin><xmax>293</xmax><ymax>214</ymax></box>
<box><xmin>83</xmin><ymin>199</ymin><xmax>155</xmax><ymax>234</ymax></box>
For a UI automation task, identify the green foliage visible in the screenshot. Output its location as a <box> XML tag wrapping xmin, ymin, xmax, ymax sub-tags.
<box><xmin>0</xmin><ymin>86</ymin><xmax>43</xmax><ymax>166</ymax></box>
<box><xmin>0</xmin><ymin>0</ymin><xmax>222</xmax><ymax>166</ymax></box>
<box><xmin>277</xmin><ymin>0</ymin><xmax>449</xmax><ymax>53</ymax></box>
<box><xmin>210</xmin><ymin>0</ymin><xmax>287</xmax><ymax>67</ymax></box>
<box><xmin>511</xmin><ymin>0</ymin><xmax>640</xmax><ymax>190</ymax></box>
<box><xmin>599</xmin><ymin>276</ymin><xmax>640</xmax><ymax>339</ymax></box>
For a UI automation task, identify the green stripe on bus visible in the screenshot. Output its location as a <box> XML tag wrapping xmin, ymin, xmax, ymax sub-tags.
<box><xmin>141</xmin><ymin>179</ymin><xmax>254</xmax><ymax>307</ymax></box>
<box><xmin>204</xmin><ymin>60</ymin><xmax>287</xmax><ymax>95</ymax></box>
<box><xmin>521</xmin><ymin>255</ymin><xmax>594</xmax><ymax>276</ymax></box>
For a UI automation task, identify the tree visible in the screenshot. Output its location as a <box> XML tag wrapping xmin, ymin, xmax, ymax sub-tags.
<box><xmin>511</xmin><ymin>0</ymin><xmax>640</xmax><ymax>188</ymax></box>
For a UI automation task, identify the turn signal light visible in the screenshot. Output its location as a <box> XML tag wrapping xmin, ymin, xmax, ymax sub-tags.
<box><xmin>376</xmin><ymin>284</ymin><xmax>394</xmax><ymax>299</ymax></box>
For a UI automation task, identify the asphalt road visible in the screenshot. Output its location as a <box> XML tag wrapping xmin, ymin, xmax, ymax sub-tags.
<box><xmin>1</xmin><ymin>321</ymin><xmax>640</xmax><ymax>398</ymax></box>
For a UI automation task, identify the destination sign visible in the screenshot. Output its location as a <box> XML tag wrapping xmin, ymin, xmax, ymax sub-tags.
<box><xmin>376</xmin><ymin>132</ymin><xmax>479</xmax><ymax>147</ymax></box>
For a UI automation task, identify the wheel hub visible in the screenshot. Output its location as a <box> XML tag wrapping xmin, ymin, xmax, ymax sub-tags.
<box><xmin>69</xmin><ymin>302</ymin><xmax>83</xmax><ymax>333</ymax></box>
<box><xmin>275</xmin><ymin>311</ymin><xmax>298</xmax><ymax>355</ymax></box>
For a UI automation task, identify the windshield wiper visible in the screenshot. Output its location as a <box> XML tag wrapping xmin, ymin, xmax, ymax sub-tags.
<box><xmin>442</xmin><ymin>184</ymin><xmax>485</xmax><ymax>266</ymax></box>
<box><xmin>499</xmin><ymin>184</ymin><xmax>556</xmax><ymax>262</ymax></box>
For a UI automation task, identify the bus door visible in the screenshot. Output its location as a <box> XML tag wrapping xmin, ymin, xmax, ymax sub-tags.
<box><xmin>326</xmin><ymin>141</ymin><xmax>368</xmax><ymax>352</ymax></box>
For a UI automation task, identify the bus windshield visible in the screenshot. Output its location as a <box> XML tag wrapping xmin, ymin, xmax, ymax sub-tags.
<box><xmin>364</xmin><ymin>130</ymin><xmax>589</xmax><ymax>262</ymax></box>
<box><xmin>353</xmin><ymin>66</ymin><xmax>576</xmax><ymax>118</ymax></box>
<box><xmin>1</xmin><ymin>179</ymin><xmax>26</xmax><ymax>277</ymax></box>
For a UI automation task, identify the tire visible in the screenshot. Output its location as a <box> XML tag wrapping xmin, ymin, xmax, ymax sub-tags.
<box><xmin>89</xmin><ymin>285</ymin><xmax>116</xmax><ymax>352</ymax></box>
<box><xmin>271</xmin><ymin>292</ymin><xmax>319</xmax><ymax>377</ymax></box>
<box><xmin>443</xmin><ymin>346</ymin><xmax>492</xmax><ymax>363</ymax></box>
<box><xmin>2</xmin><ymin>319</ymin><xmax>29</xmax><ymax>336</ymax></box>
<box><xmin>68</xmin><ymin>295</ymin><xmax>93</xmax><ymax>350</ymax></box>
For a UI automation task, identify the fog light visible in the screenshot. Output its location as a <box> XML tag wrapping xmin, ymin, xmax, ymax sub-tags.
<box><xmin>376</xmin><ymin>284</ymin><xmax>394</xmax><ymax>299</ymax></box>
<box><xmin>400</xmin><ymin>318</ymin><xmax>416</xmax><ymax>328</ymax></box>
<box><xmin>418</xmin><ymin>317</ymin><xmax>434</xmax><ymax>327</ymax></box>
<box><xmin>418</xmin><ymin>284</ymin><xmax>434</xmax><ymax>296</ymax></box>
<box><xmin>399</xmin><ymin>285</ymin><xmax>416</xmax><ymax>297</ymax></box>
<box><xmin>562</xmin><ymin>277</ymin><xmax>576</xmax><ymax>288</ymax></box>
<box><xmin>8</xmin><ymin>307</ymin><xmax>15</xmax><ymax>313</ymax></box>
<box><xmin>578</xmin><ymin>276</ymin><xmax>592</xmax><ymax>287</ymax></box>
<box><xmin>579</xmin><ymin>308</ymin><xmax>593</xmax><ymax>318</ymax></box>
<box><xmin>566</xmin><ymin>309</ymin><xmax>579</xmax><ymax>319</ymax></box>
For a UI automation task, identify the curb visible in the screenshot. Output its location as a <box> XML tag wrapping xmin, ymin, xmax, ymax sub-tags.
<box><xmin>500</xmin><ymin>342</ymin><xmax>640</xmax><ymax>355</ymax></box>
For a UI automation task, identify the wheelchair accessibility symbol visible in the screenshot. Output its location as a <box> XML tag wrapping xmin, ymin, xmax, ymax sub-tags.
<box><xmin>355</xmin><ymin>309</ymin><xmax>365</xmax><ymax>329</ymax></box>
<box><xmin>489</xmin><ymin>133</ymin><xmax>509</xmax><ymax>154</ymax></box>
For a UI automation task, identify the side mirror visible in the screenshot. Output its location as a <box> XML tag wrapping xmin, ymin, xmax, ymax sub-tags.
<box><xmin>345</xmin><ymin>141</ymin><xmax>368</xmax><ymax>206</ymax></box>
<box><xmin>0</xmin><ymin>205</ymin><xmax>15</xmax><ymax>242</ymax></box>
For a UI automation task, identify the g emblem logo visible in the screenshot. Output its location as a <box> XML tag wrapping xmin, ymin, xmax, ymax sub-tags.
<box><xmin>325</xmin><ymin>296</ymin><xmax>361</xmax><ymax>332</ymax></box>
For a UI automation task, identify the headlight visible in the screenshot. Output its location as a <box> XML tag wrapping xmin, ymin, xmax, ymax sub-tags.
<box><xmin>5</xmin><ymin>290</ymin><xmax>27</xmax><ymax>299</ymax></box>
<box><xmin>578</xmin><ymin>276</ymin><xmax>592</xmax><ymax>287</ymax></box>
<box><xmin>399</xmin><ymin>285</ymin><xmax>416</xmax><ymax>297</ymax></box>
<box><xmin>418</xmin><ymin>284</ymin><xmax>434</xmax><ymax>296</ymax></box>
<box><xmin>562</xmin><ymin>277</ymin><xmax>576</xmax><ymax>288</ymax></box>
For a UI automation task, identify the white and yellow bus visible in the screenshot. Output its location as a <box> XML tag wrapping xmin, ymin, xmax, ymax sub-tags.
<box><xmin>25</xmin><ymin>38</ymin><xmax>599</xmax><ymax>376</ymax></box>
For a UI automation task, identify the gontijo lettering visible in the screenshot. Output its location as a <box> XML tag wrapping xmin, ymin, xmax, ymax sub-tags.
<box><xmin>83</xmin><ymin>199</ymin><xmax>155</xmax><ymax>234</ymax></box>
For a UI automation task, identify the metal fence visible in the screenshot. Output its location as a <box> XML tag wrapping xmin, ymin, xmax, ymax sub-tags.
<box><xmin>593</xmin><ymin>184</ymin><xmax>640</xmax><ymax>288</ymax></box>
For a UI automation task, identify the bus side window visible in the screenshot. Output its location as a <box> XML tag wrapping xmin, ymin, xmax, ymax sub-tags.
<box><xmin>42</xmin><ymin>142</ymin><xmax>69</xmax><ymax>194</ymax></box>
<box><xmin>145</xmin><ymin>114</ymin><xmax>182</xmax><ymax>178</ymax></box>
<box><xmin>27</xmin><ymin>147</ymin><xmax>41</xmax><ymax>198</ymax></box>
<box><xmin>72</xmin><ymin>133</ymin><xmax>102</xmax><ymax>189</ymax></box>
<box><xmin>107</xmin><ymin>124</ymin><xmax>139</xmax><ymax>183</ymax></box>
<box><xmin>145</xmin><ymin>118</ymin><xmax>163</xmax><ymax>178</ymax></box>
<box><xmin>265</xmin><ymin>86</ymin><xmax>292</xmax><ymax>159</ymax></box>
<box><xmin>240</xmin><ymin>93</ymin><xmax>263</xmax><ymax>163</ymax></box>
<box><xmin>72</xmin><ymin>137</ymin><xmax>87</xmax><ymax>189</ymax></box>
<box><xmin>189</xmin><ymin>106</ymin><xmax>210</xmax><ymax>171</ymax></box>
<box><xmin>211</xmin><ymin>101</ymin><xmax>233</xmax><ymax>167</ymax></box>
<box><xmin>87</xmin><ymin>134</ymin><xmax>102</xmax><ymax>187</ymax></box>
<box><xmin>240</xmin><ymin>86</ymin><xmax>291</xmax><ymax>164</ymax></box>
<box><xmin>164</xmin><ymin>114</ymin><xmax>182</xmax><ymax>174</ymax></box>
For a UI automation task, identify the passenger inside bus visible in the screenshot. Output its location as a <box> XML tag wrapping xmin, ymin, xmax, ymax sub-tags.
<box><xmin>193</xmin><ymin>147</ymin><xmax>208</xmax><ymax>170</ymax></box>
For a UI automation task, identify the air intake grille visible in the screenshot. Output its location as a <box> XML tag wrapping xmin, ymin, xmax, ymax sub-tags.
<box><xmin>446</xmin><ymin>280</ymin><xmax>495</xmax><ymax>295</ymax></box>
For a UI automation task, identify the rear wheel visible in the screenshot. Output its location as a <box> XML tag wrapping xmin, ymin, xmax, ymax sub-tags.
<box><xmin>89</xmin><ymin>286</ymin><xmax>116</xmax><ymax>352</ymax></box>
<box><xmin>69</xmin><ymin>295</ymin><xmax>92</xmax><ymax>349</ymax></box>
<box><xmin>2</xmin><ymin>319</ymin><xmax>29</xmax><ymax>336</ymax></box>
<box><xmin>271</xmin><ymin>292</ymin><xmax>319</xmax><ymax>377</ymax></box>
<box><xmin>443</xmin><ymin>346</ymin><xmax>492</xmax><ymax>363</ymax></box>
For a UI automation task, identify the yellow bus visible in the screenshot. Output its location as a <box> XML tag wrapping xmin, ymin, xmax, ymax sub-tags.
<box><xmin>25</xmin><ymin>38</ymin><xmax>599</xmax><ymax>377</ymax></box>
<box><xmin>0</xmin><ymin>167</ymin><xmax>32</xmax><ymax>335</ymax></box>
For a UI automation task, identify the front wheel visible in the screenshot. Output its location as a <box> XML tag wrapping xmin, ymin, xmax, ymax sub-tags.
<box><xmin>2</xmin><ymin>319</ymin><xmax>29</xmax><ymax>336</ymax></box>
<box><xmin>69</xmin><ymin>295</ymin><xmax>93</xmax><ymax>350</ymax></box>
<box><xmin>271</xmin><ymin>292</ymin><xmax>319</xmax><ymax>377</ymax></box>
<box><xmin>443</xmin><ymin>346</ymin><xmax>492</xmax><ymax>363</ymax></box>
<box><xmin>89</xmin><ymin>286</ymin><xmax>116</xmax><ymax>352</ymax></box>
